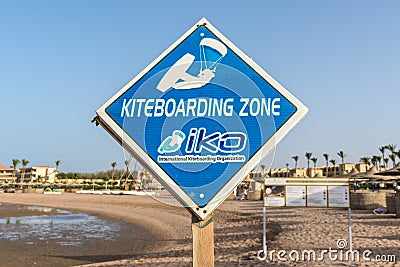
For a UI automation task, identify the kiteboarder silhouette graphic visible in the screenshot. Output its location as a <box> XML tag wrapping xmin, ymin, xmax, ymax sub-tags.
<box><xmin>157</xmin><ymin>37</ymin><xmax>227</xmax><ymax>92</ymax></box>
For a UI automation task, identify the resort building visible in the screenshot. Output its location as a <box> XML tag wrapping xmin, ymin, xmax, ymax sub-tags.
<box><xmin>0</xmin><ymin>164</ymin><xmax>57</xmax><ymax>184</ymax></box>
<box><xmin>21</xmin><ymin>166</ymin><xmax>58</xmax><ymax>183</ymax></box>
<box><xmin>249</xmin><ymin>162</ymin><xmax>373</xmax><ymax>179</ymax></box>
<box><xmin>0</xmin><ymin>163</ymin><xmax>18</xmax><ymax>183</ymax></box>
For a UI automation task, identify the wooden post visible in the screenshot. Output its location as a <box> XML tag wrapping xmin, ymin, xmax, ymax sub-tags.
<box><xmin>192</xmin><ymin>214</ymin><xmax>214</xmax><ymax>267</ymax></box>
<box><xmin>348</xmin><ymin>207</ymin><xmax>353</xmax><ymax>251</ymax></box>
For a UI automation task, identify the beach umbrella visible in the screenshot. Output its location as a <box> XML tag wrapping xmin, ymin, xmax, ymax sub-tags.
<box><xmin>352</xmin><ymin>166</ymin><xmax>400</xmax><ymax>192</ymax></box>
<box><xmin>340</xmin><ymin>168</ymin><xmax>360</xmax><ymax>178</ymax></box>
<box><xmin>349</xmin><ymin>167</ymin><xmax>381</xmax><ymax>191</ymax></box>
<box><xmin>357</xmin><ymin>167</ymin><xmax>394</xmax><ymax>181</ymax></box>
<box><xmin>352</xmin><ymin>166</ymin><xmax>378</xmax><ymax>178</ymax></box>
<box><xmin>345</xmin><ymin>169</ymin><xmax>361</xmax><ymax>191</ymax></box>
<box><xmin>376</xmin><ymin>163</ymin><xmax>400</xmax><ymax>177</ymax></box>
<box><xmin>373</xmin><ymin>164</ymin><xmax>400</xmax><ymax>189</ymax></box>
<box><xmin>348</xmin><ymin>168</ymin><xmax>360</xmax><ymax>177</ymax></box>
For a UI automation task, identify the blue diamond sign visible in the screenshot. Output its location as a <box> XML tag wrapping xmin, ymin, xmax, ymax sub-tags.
<box><xmin>96</xmin><ymin>18</ymin><xmax>308</xmax><ymax>220</ymax></box>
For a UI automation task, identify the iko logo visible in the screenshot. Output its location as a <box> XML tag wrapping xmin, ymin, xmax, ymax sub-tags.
<box><xmin>158</xmin><ymin>128</ymin><xmax>246</xmax><ymax>154</ymax></box>
<box><xmin>158</xmin><ymin>130</ymin><xmax>186</xmax><ymax>154</ymax></box>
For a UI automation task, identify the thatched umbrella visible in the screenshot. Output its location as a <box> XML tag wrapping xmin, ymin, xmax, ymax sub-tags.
<box><xmin>340</xmin><ymin>168</ymin><xmax>359</xmax><ymax>178</ymax></box>
<box><xmin>373</xmin><ymin>163</ymin><xmax>400</xmax><ymax>191</ymax></box>
<box><xmin>341</xmin><ymin>168</ymin><xmax>361</xmax><ymax>191</ymax></box>
<box><xmin>350</xmin><ymin>167</ymin><xmax>386</xmax><ymax>191</ymax></box>
<box><xmin>376</xmin><ymin>163</ymin><xmax>400</xmax><ymax>177</ymax></box>
<box><xmin>348</xmin><ymin>166</ymin><xmax>378</xmax><ymax>181</ymax></box>
<box><xmin>347</xmin><ymin>168</ymin><xmax>359</xmax><ymax>177</ymax></box>
<box><xmin>357</xmin><ymin>166</ymin><xmax>396</xmax><ymax>181</ymax></box>
<box><xmin>359</xmin><ymin>166</ymin><xmax>378</xmax><ymax>177</ymax></box>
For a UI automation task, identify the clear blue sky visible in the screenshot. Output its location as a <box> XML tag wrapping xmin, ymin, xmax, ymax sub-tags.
<box><xmin>1</xmin><ymin>0</ymin><xmax>399</xmax><ymax>172</ymax></box>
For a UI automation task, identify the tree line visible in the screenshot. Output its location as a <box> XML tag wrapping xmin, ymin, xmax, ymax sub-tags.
<box><xmin>286</xmin><ymin>144</ymin><xmax>399</xmax><ymax>176</ymax></box>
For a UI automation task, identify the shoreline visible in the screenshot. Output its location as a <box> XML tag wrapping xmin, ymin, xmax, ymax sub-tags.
<box><xmin>0</xmin><ymin>193</ymin><xmax>192</xmax><ymax>241</ymax></box>
<box><xmin>0</xmin><ymin>202</ymin><xmax>156</xmax><ymax>267</ymax></box>
<box><xmin>0</xmin><ymin>193</ymin><xmax>268</xmax><ymax>266</ymax></box>
<box><xmin>0</xmin><ymin>193</ymin><xmax>193</xmax><ymax>266</ymax></box>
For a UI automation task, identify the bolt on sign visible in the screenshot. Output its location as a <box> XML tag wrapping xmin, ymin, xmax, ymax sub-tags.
<box><xmin>95</xmin><ymin>18</ymin><xmax>308</xmax><ymax>220</ymax></box>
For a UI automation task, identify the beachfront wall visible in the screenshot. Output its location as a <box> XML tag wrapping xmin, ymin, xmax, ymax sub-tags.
<box><xmin>264</xmin><ymin>163</ymin><xmax>372</xmax><ymax>178</ymax></box>
<box><xmin>386</xmin><ymin>193</ymin><xmax>396</xmax><ymax>213</ymax></box>
<box><xmin>350</xmin><ymin>191</ymin><xmax>395</xmax><ymax>210</ymax></box>
<box><xmin>395</xmin><ymin>193</ymin><xmax>400</xmax><ymax>218</ymax></box>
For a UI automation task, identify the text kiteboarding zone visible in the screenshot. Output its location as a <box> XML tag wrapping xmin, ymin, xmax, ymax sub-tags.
<box><xmin>120</xmin><ymin>97</ymin><xmax>281</xmax><ymax>118</ymax></box>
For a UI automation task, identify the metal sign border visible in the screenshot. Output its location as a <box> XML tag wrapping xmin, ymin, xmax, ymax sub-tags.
<box><xmin>96</xmin><ymin>18</ymin><xmax>308</xmax><ymax>220</ymax></box>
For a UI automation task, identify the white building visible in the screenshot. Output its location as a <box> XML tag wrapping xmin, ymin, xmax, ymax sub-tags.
<box><xmin>21</xmin><ymin>166</ymin><xmax>58</xmax><ymax>183</ymax></box>
<box><xmin>0</xmin><ymin>164</ymin><xmax>18</xmax><ymax>183</ymax></box>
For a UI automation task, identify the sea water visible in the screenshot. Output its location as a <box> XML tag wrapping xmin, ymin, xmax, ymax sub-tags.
<box><xmin>0</xmin><ymin>203</ymin><xmax>155</xmax><ymax>267</ymax></box>
<box><xmin>0</xmin><ymin>204</ymin><xmax>119</xmax><ymax>246</ymax></box>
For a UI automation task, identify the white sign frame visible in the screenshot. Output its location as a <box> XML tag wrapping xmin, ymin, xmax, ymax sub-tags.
<box><xmin>286</xmin><ymin>185</ymin><xmax>306</xmax><ymax>207</ymax></box>
<box><xmin>96</xmin><ymin>18</ymin><xmax>308</xmax><ymax>220</ymax></box>
<box><xmin>306</xmin><ymin>186</ymin><xmax>328</xmax><ymax>207</ymax></box>
<box><xmin>328</xmin><ymin>185</ymin><xmax>350</xmax><ymax>207</ymax></box>
<box><xmin>264</xmin><ymin>178</ymin><xmax>350</xmax><ymax>208</ymax></box>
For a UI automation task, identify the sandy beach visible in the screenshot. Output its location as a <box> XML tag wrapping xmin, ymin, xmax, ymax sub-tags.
<box><xmin>0</xmin><ymin>193</ymin><xmax>399</xmax><ymax>266</ymax></box>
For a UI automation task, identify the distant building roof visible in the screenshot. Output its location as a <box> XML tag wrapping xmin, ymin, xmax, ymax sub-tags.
<box><xmin>0</xmin><ymin>164</ymin><xmax>6</xmax><ymax>169</ymax></box>
<box><xmin>25</xmin><ymin>166</ymin><xmax>51</xmax><ymax>169</ymax></box>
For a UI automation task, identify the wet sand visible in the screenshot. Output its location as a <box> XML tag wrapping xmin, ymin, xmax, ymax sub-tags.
<box><xmin>0</xmin><ymin>203</ymin><xmax>156</xmax><ymax>267</ymax></box>
<box><xmin>0</xmin><ymin>193</ymin><xmax>399</xmax><ymax>266</ymax></box>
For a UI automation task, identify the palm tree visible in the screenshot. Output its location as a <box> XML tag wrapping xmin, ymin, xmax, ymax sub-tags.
<box><xmin>387</xmin><ymin>144</ymin><xmax>397</xmax><ymax>151</ymax></box>
<box><xmin>311</xmin><ymin>157</ymin><xmax>317</xmax><ymax>168</ymax></box>
<box><xmin>371</xmin><ymin>156</ymin><xmax>377</xmax><ymax>167</ymax></box>
<box><xmin>383</xmin><ymin>158</ymin><xmax>389</xmax><ymax>169</ymax></box>
<box><xmin>291</xmin><ymin>156</ymin><xmax>299</xmax><ymax>173</ymax></box>
<box><xmin>305</xmin><ymin>152</ymin><xmax>312</xmax><ymax>177</ymax></box>
<box><xmin>389</xmin><ymin>153</ymin><xmax>397</xmax><ymax>168</ymax></box>
<box><xmin>111</xmin><ymin>162</ymin><xmax>117</xmax><ymax>182</ymax></box>
<box><xmin>12</xmin><ymin>159</ymin><xmax>20</xmax><ymax>181</ymax></box>
<box><xmin>337</xmin><ymin>151</ymin><xmax>347</xmax><ymax>164</ymax></box>
<box><xmin>311</xmin><ymin>157</ymin><xmax>317</xmax><ymax>177</ymax></box>
<box><xmin>376</xmin><ymin>156</ymin><xmax>382</xmax><ymax>168</ymax></box>
<box><xmin>337</xmin><ymin>151</ymin><xmax>347</xmax><ymax>175</ymax></box>
<box><xmin>329</xmin><ymin>159</ymin><xmax>337</xmax><ymax>177</ymax></box>
<box><xmin>323</xmin><ymin>153</ymin><xmax>329</xmax><ymax>177</ymax></box>
<box><xmin>21</xmin><ymin>159</ymin><xmax>30</xmax><ymax>185</ymax></box>
<box><xmin>379</xmin><ymin>146</ymin><xmax>387</xmax><ymax>168</ymax></box>
<box><xmin>139</xmin><ymin>171</ymin><xmax>145</xmax><ymax>189</ymax></box>
<box><xmin>55</xmin><ymin>160</ymin><xmax>61</xmax><ymax>171</ymax></box>
<box><xmin>123</xmin><ymin>159</ymin><xmax>131</xmax><ymax>187</ymax></box>
<box><xmin>54</xmin><ymin>160</ymin><xmax>61</xmax><ymax>183</ymax></box>
<box><xmin>260</xmin><ymin>164</ymin><xmax>266</xmax><ymax>179</ymax></box>
<box><xmin>387</xmin><ymin>144</ymin><xmax>397</xmax><ymax>167</ymax></box>
<box><xmin>371</xmin><ymin>156</ymin><xmax>381</xmax><ymax>169</ymax></box>
<box><xmin>395</xmin><ymin>149</ymin><xmax>400</xmax><ymax>166</ymax></box>
<box><xmin>360</xmin><ymin>157</ymin><xmax>371</xmax><ymax>171</ymax></box>
<box><xmin>285</xmin><ymin>163</ymin><xmax>290</xmax><ymax>177</ymax></box>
